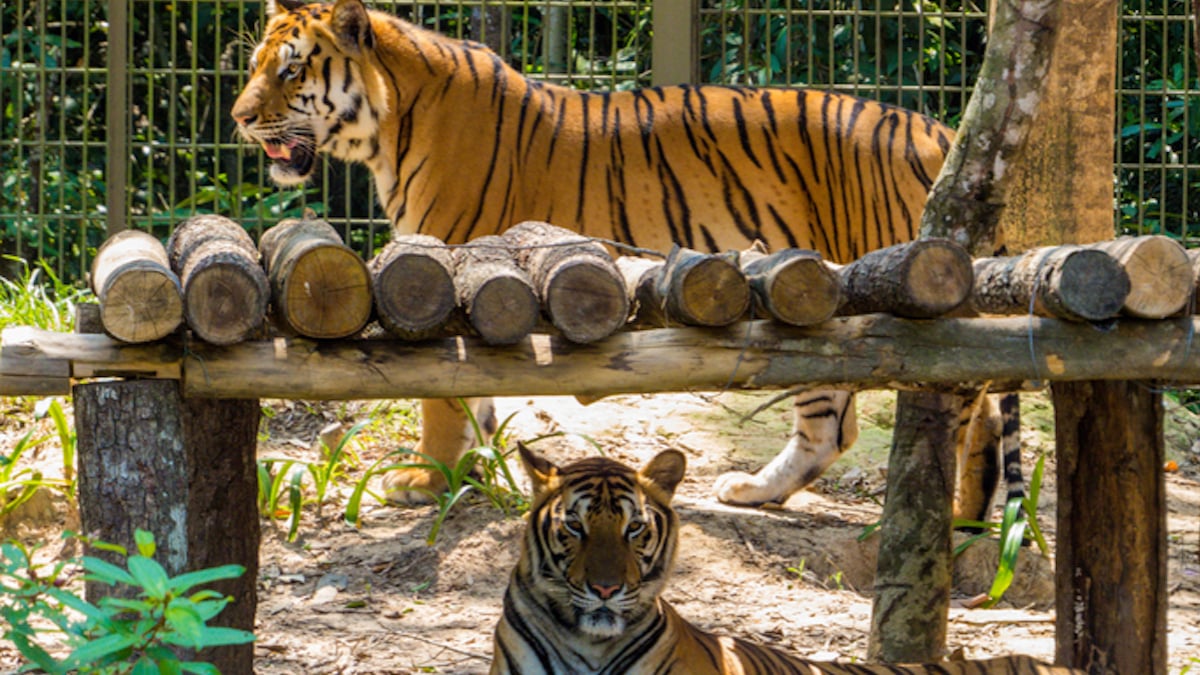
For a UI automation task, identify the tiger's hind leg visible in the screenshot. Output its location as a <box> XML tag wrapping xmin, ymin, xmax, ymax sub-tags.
<box><xmin>954</xmin><ymin>392</ymin><xmax>1026</xmax><ymax>526</ymax></box>
<box><xmin>383</xmin><ymin>397</ymin><xmax>497</xmax><ymax>505</ymax></box>
<box><xmin>714</xmin><ymin>390</ymin><xmax>857</xmax><ymax>506</ymax></box>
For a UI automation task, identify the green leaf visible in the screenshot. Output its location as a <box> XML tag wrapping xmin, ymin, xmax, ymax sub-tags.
<box><xmin>180</xmin><ymin>662</ymin><xmax>222</xmax><ymax>675</ymax></box>
<box><xmin>193</xmin><ymin>625</ymin><xmax>257</xmax><ymax>647</ymax></box>
<box><xmin>61</xmin><ymin>633</ymin><xmax>139</xmax><ymax>669</ymax></box>
<box><xmin>165</xmin><ymin>603</ymin><xmax>206</xmax><ymax>648</ymax></box>
<box><xmin>134</xmin><ymin>530</ymin><xmax>157</xmax><ymax>558</ymax></box>
<box><xmin>167</xmin><ymin>564</ymin><xmax>246</xmax><ymax>594</ymax></box>
<box><xmin>127</xmin><ymin>556</ymin><xmax>171</xmax><ymax>600</ymax></box>
<box><xmin>81</xmin><ymin>555</ymin><xmax>136</xmax><ymax>586</ymax></box>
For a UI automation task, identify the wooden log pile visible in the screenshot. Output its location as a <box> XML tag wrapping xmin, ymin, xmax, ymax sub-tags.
<box><xmin>86</xmin><ymin>217</ymin><xmax>1194</xmax><ymax>350</ymax></box>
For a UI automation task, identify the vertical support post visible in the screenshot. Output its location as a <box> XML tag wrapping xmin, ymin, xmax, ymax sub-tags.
<box><xmin>105</xmin><ymin>0</ymin><xmax>129</xmax><ymax>235</ymax></box>
<box><xmin>75</xmin><ymin>380</ymin><xmax>260</xmax><ymax>675</ymax></box>
<box><xmin>651</xmin><ymin>0</ymin><xmax>698</xmax><ymax>85</ymax></box>
<box><xmin>1053</xmin><ymin>381</ymin><xmax>1166</xmax><ymax>674</ymax></box>
<box><xmin>868</xmin><ymin>391</ymin><xmax>959</xmax><ymax>661</ymax></box>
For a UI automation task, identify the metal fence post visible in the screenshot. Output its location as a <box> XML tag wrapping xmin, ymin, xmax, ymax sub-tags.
<box><xmin>105</xmin><ymin>0</ymin><xmax>128</xmax><ymax>235</ymax></box>
<box><xmin>651</xmin><ymin>0</ymin><xmax>697</xmax><ymax>85</ymax></box>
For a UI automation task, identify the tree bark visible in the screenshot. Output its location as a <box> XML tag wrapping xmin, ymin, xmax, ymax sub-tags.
<box><xmin>971</xmin><ymin>246</ymin><xmax>1129</xmax><ymax>321</ymax></box>
<box><xmin>259</xmin><ymin>216</ymin><xmax>372</xmax><ymax>339</ymax></box>
<box><xmin>74</xmin><ymin>379</ymin><xmax>259</xmax><ymax>675</ymax></box>
<box><xmin>91</xmin><ymin>230</ymin><xmax>183</xmax><ymax>343</ymax></box>
<box><xmin>370</xmin><ymin>234</ymin><xmax>458</xmax><ymax>339</ymax></box>
<box><xmin>1053</xmin><ymin>381</ymin><xmax>1166</xmax><ymax>674</ymax></box>
<box><xmin>504</xmin><ymin>221</ymin><xmax>629</xmax><ymax>343</ymax></box>
<box><xmin>875</xmin><ymin>0</ymin><xmax>1061</xmax><ymax>662</ymax></box>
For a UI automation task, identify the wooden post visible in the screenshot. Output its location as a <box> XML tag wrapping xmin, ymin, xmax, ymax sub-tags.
<box><xmin>75</xmin><ymin>380</ymin><xmax>260</xmax><ymax>675</ymax></box>
<box><xmin>1052</xmin><ymin>381</ymin><xmax>1166</xmax><ymax>674</ymax></box>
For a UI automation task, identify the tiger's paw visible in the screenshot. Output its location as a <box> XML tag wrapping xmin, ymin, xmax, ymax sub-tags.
<box><xmin>383</xmin><ymin>467</ymin><xmax>447</xmax><ymax>506</ymax></box>
<box><xmin>713</xmin><ymin>471</ymin><xmax>778</xmax><ymax>506</ymax></box>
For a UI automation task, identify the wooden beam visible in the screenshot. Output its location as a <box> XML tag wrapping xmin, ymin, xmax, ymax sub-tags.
<box><xmin>6</xmin><ymin>316</ymin><xmax>1200</xmax><ymax>399</ymax></box>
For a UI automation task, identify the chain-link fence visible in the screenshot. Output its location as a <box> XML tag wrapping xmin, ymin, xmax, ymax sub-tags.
<box><xmin>1</xmin><ymin>0</ymin><xmax>1195</xmax><ymax>282</ymax></box>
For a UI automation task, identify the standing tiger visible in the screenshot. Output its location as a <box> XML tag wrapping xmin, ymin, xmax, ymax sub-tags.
<box><xmin>493</xmin><ymin>443</ymin><xmax>1075</xmax><ymax>674</ymax></box>
<box><xmin>231</xmin><ymin>0</ymin><xmax>1016</xmax><ymax>521</ymax></box>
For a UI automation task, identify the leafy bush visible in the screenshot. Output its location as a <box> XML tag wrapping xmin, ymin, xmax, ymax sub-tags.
<box><xmin>0</xmin><ymin>530</ymin><xmax>254</xmax><ymax>674</ymax></box>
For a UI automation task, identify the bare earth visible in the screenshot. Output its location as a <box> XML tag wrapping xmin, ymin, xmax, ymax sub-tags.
<box><xmin>2</xmin><ymin>390</ymin><xmax>1199</xmax><ymax>673</ymax></box>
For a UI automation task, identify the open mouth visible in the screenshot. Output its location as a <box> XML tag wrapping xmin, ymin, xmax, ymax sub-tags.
<box><xmin>262</xmin><ymin>135</ymin><xmax>316</xmax><ymax>183</ymax></box>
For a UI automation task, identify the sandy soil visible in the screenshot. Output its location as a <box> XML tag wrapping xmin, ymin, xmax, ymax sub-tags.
<box><xmin>2</xmin><ymin>390</ymin><xmax>1199</xmax><ymax>674</ymax></box>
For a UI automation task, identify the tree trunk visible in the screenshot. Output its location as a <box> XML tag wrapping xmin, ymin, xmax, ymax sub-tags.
<box><xmin>874</xmin><ymin>0</ymin><xmax>1061</xmax><ymax>662</ymax></box>
<box><xmin>74</xmin><ymin>379</ymin><xmax>260</xmax><ymax>675</ymax></box>
<box><xmin>1053</xmin><ymin>381</ymin><xmax>1166</xmax><ymax>674</ymax></box>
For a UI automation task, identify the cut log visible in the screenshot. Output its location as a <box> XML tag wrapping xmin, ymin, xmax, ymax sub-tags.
<box><xmin>370</xmin><ymin>234</ymin><xmax>458</xmax><ymax>339</ymax></box>
<box><xmin>453</xmin><ymin>236</ymin><xmax>539</xmax><ymax>345</ymax></box>
<box><xmin>503</xmin><ymin>221</ymin><xmax>629</xmax><ymax>343</ymax></box>
<box><xmin>971</xmin><ymin>246</ymin><xmax>1131</xmax><ymax>321</ymax></box>
<box><xmin>259</xmin><ymin>216</ymin><xmax>372</xmax><ymax>339</ymax></box>
<box><xmin>1092</xmin><ymin>235</ymin><xmax>1191</xmax><ymax>318</ymax></box>
<box><xmin>653</xmin><ymin>246</ymin><xmax>750</xmax><ymax>327</ymax></box>
<box><xmin>90</xmin><ymin>230</ymin><xmax>183</xmax><ymax>343</ymax></box>
<box><xmin>741</xmin><ymin>245</ymin><xmax>841</xmax><ymax>326</ymax></box>
<box><xmin>167</xmin><ymin>215</ymin><xmax>270</xmax><ymax>345</ymax></box>
<box><xmin>616</xmin><ymin>256</ymin><xmax>669</xmax><ymax>326</ymax></box>
<box><xmin>837</xmin><ymin>239</ymin><xmax>972</xmax><ymax>318</ymax></box>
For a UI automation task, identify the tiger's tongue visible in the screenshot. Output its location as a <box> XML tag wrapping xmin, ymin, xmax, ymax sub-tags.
<box><xmin>263</xmin><ymin>142</ymin><xmax>292</xmax><ymax>160</ymax></box>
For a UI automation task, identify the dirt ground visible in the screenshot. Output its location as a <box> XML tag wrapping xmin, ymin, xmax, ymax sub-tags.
<box><xmin>3</xmin><ymin>389</ymin><xmax>1200</xmax><ymax>674</ymax></box>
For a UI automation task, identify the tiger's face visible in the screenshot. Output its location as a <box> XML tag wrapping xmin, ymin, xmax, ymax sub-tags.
<box><xmin>231</xmin><ymin>0</ymin><xmax>385</xmax><ymax>186</ymax></box>
<box><xmin>518</xmin><ymin>444</ymin><xmax>686</xmax><ymax>638</ymax></box>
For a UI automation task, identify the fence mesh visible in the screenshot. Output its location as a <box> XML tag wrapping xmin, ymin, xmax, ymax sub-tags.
<box><xmin>1</xmin><ymin>0</ymin><xmax>1196</xmax><ymax>282</ymax></box>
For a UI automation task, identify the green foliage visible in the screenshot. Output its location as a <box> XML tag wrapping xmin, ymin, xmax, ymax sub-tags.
<box><xmin>0</xmin><ymin>429</ymin><xmax>70</xmax><ymax>518</ymax></box>
<box><xmin>0</xmin><ymin>257</ymin><xmax>89</xmax><ymax>333</ymax></box>
<box><xmin>0</xmin><ymin>531</ymin><xmax>254</xmax><ymax>674</ymax></box>
<box><xmin>344</xmin><ymin>399</ymin><xmax>529</xmax><ymax>545</ymax></box>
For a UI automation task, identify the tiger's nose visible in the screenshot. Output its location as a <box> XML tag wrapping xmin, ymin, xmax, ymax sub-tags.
<box><xmin>591</xmin><ymin>583</ymin><xmax>621</xmax><ymax>599</ymax></box>
<box><xmin>232</xmin><ymin>113</ymin><xmax>257</xmax><ymax>127</ymax></box>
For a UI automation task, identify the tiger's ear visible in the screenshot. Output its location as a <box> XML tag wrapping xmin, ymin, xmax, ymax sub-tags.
<box><xmin>640</xmin><ymin>450</ymin><xmax>686</xmax><ymax>499</ymax></box>
<box><xmin>518</xmin><ymin>442</ymin><xmax>560</xmax><ymax>498</ymax></box>
<box><xmin>266</xmin><ymin>0</ymin><xmax>306</xmax><ymax>18</ymax></box>
<box><xmin>331</xmin><ymin>0</ymin><xmax>375</xmax><ymax>52</ymax></box>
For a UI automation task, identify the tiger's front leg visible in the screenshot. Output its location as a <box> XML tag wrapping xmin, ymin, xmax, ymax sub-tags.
<box><xmin>714</xmin><ymin>390</ymin><xmax>857</xmax><ymax>506</ymax></box>
<box><xmin>383</xmin><ymin>397</ymin><xmax>496</xmax><ymax>505</ymax></box>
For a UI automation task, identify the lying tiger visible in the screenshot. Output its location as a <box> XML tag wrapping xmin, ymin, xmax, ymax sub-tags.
<box><xmin>492</xmin><ymin>443</ymin><xmax>1077</xmax><ymax>675</ymax></box>
<box><xmin>231</xmin><ymin>0</ymin><xmax>1018</xmax><ymax>521</ymax></box>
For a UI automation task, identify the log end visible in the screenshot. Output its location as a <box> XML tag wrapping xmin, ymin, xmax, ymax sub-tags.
<box><xmin>280</xmin><ymin>247</ymin><xmax>373</xmax><ymax>339</ymax></box>
<box><xmin>375</xmin><ymin>255</ymin><xmax>458</xmax><ymax>335</ymax></box>
<box><xmin>99</xmin><ymin>266</ymin><xmax>184</xmax><ymax>343</ymax></box>
<box><xmin>544</xmin><ymin>261</ymin><xmax>630</xmax><ymax>343</ymax></box>
<box><xmin>901</xmin><ymin>242</ymin><xmax>973</xmax><ymax>317</ymax></box>
<box><xmin>677</xmin><ymin>258</ymin><xmax>750</xmax><ymax>326</ymax></box>
<box><xmin>762</xmin><ymin>257</ymin><xmax>841</xmax><ymax>326</ymax></box>
<box><xmin>184</xmin><ymin>261</ymin><xmax>269</xmax><ymax>345</ymax></box>
<box><xmin>466</xmin><ymin>276</ymin><xmax>540</xmax><ymax>345</ymax></box>
<box><xmin>1054</xmin><ymin>249</ymin><xmax>1131</xmax><ymax>321</ymax></box>
<box><xmin>1113</xmin><ymin>235</ymin><xmax>1192</xmax><ymax>318</ymax></box>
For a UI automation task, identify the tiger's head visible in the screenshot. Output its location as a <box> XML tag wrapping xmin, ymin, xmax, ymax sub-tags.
<box><xmin>231</xmin><ymin>0</ymin><xmax>387</xmax><ymax>186</ymax></box>
<box><xmin>516</xmin><ymin>442</ymin><xmax>686</xmax><ymax>638</ymax></box>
